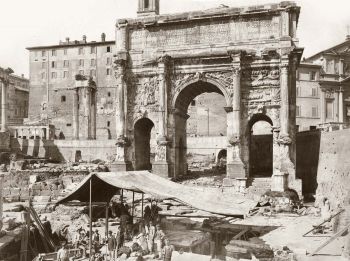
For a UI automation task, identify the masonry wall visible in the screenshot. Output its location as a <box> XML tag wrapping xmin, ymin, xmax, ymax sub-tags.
<box><xmin>11</xmin><ymin>138</ymin><xmax>116</xmax><ymax>162</ymax></box>
<box><xmin>296</xmin><ymin>130</ymin><xmax>320</xmax><ymax>195</ymax></box>
<box><xmin>315</xmin><ymin>128</ymin><xmax>350</xmax><ymax>208</ymax></box>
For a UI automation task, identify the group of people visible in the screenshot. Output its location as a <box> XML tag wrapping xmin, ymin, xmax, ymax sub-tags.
<box><xmin>105</xmin><ymin>221</ymin><xmax>174</xmax><ymax>261</ymax></box>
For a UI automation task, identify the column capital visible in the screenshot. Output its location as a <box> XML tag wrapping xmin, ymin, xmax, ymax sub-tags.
<box><xmin>228</xmin><ymin>50</ymin><xmax>245</xmax><ymax>62</ymax></box>
<box><xmin>157</xmin><ymin>54</ymin><xmax>172</xmax><ymax>65</ymax></box>
<box><xmin>117</xmin><ymin>19</ymin><xmax>129</xmax><ymax>28</ymax></box>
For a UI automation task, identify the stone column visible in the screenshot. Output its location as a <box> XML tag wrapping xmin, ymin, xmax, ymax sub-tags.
<box><xmin>153</xmin><ymin>55</ymin><xmax>171</xmax><ymax>178</ymax></box>
<box><xmin>226</xmin><ymin>51</ymin><xmax>245</xmax><ymax>179</ymax></box>
<box><xmin>277</xmin><ymin>61</ymin><xmax>295</xmax><ymax>180</ymax></box>
<box><xmin>91</xmin><ymin>89</ymin><xmax>97</xmax><ymax>140</ymax></box>
<box><xmin>335</xmin><ymin>91</ymin><xmax>339</xmax><ymax>122</ymax></box>
<box><xmin>339</xmin><ymin>87</ymin><xmax>344</xmax><ymax>124</ymax></box>
<box><xmin>320</xmin><ymin>89</ymin><xmax>326</xmax><ymax>124</ymax></box>
<box><xmin>84</xmin><ymin>87</ymin><xmax>92</xmax><ymax>139</ymax></box>
<box><xmin>73</xmin><ymin>88</ymin><xmax>80</xmax><ymax>140</ymax></box>
<box><xmin>1</xmin><ymin>80</ymin><xmax>7</xmax><ymax>132</ymax></box>
<box><xmin>112</xmin><ymin>57</ymin><xmax>131</xmax><ymax>171</ymax></box>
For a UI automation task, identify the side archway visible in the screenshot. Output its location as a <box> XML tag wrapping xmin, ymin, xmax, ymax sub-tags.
<box><xmin>134</xmin><ymin>118</ymin><xmax>155</xmax><ymax>171</ymax></box>
<box><xmin>248</xmin><ymin>113</ymin><xmax>273</xmax><ymax>178</ymax></box>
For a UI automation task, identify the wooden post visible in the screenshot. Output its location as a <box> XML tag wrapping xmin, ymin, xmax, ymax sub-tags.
<box><xmin>132</xmin><ymin>192</ymin><xmax>135</xmax><ymax>222</ymax></box>
<box><xmin>105</xmin><ymin>203</ymin><xmax>109</xmax><ymax>238</ymax></box>
<box><xmin>141</xmin><ymin>193</ymin><xmax>144</xmax><ymax>219</ymax></box>
<box><xmin>121</xmin><ymin>189</ymin><xmax>124</xmax><ymax>203</ymax></box>
<box><xmin>89</xmin><ymin>179</ymin><xmax>92</xmax><ymax>261</ymax></box>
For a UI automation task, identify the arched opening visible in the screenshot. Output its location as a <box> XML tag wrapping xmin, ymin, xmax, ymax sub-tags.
<box><xmin>249</xmin><ymin>114</ymin><xmax>273</xmax><ymax>178</ymax></box>
<box><xmin>174</xmin><ymin>80</ymin><xmax>229</xmax><ymax>176</ymax></box>
<box><xmin>216</xmin><ymin>149</ymin><xmax>227</xmax><ymax>168</ymax></box>
<box><xmin>134</xmin><ymin>118</ymin><xmax>155</xmax><ymax>170</ymax></box>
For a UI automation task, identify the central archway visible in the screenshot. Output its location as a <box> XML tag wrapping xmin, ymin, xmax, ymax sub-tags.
<box><xmin>134</xmin><ymin>118</ymin><xmax>155</xmax><ymax>171</ymax></box>
<box><xmin>173</xmin><ymin>80</ymin><xmax>230</xmax><ymax>177</ymax></box>
<box><xmin>248</xmin><ymin>114</ymin><xmax>273</xmax><ymax>178</ymax></box>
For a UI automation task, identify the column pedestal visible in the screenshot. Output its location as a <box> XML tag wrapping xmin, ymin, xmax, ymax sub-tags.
<box><xmin>110</xmin><ymin>139</ymin><xmax>132</xmax><ymax>172</ymax></box>
<box><xmin>1</xmin><ymin>81</ymin><xmax>7</xmax><ymax>133</ymax></box>
<box><xmin>271</xmin><ymin>171</ymin><xmax>288</xmax><ymax>192</ymax></box>
<box><xmin>153</xmin><ymin>138</ymin><xmax>170</xmax><ymax>178</ymax></box>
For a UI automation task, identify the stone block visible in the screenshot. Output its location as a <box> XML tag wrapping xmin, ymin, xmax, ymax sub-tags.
<box><xmin>29</xmin><ymin>175</ymin><xmax>39</xmax><ymax>184</ymax></box>
<box><xmin>33</xmin><ymin>196</ymin><xmax>51</xmax><ymax>202</ymax></box>
<box><xmin>41</xmin><ymin>190</ymin><xmax>51</xmax><ymax>196</ymax></box>
<box><xmin>32</xmin><ymin>189</ymin><xmax>41</xmax><ymax>196</ymax></box>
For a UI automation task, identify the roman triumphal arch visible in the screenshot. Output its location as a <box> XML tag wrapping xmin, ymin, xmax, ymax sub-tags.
<box><xmin>112</xmin><ymin>2</ymin><xmax>303</xmax><ymax>192</ymax></box>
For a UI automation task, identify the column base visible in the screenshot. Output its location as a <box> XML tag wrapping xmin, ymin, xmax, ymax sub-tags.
<box><xmin>109</xmin><ymin>161</ymin><xmax>133</xmax><ymax>172</ymax></box>
<box><xmin>152</xmin><ymin>162</ymin><xmax>170</xmax><ymax>179</ymax></box>
<box><xmin>271</xmin><ymin>171</ymin><xmax>288</xmax><ymax>192</ymax></box>
<box><xmin>223</xmin><ymin>177</ymin><xmax>247</xmax><ymax>193</ymax></box>
<box><xmin>227</xmin><ymin>160</ymin><xmax>245</xmax><ymax>179</ymax></box>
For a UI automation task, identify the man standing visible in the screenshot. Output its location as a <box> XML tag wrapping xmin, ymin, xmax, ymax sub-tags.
<box><xmin>154</xmin><ymin>225</ymin><xmax>165</xmax><ymax>259</ymax></box>
<box><xmin>162</xmin><ymin>239</ymin><xmax>174</xmax><ymax>261</ymax></box>
<box><xmin>147</xmin><ymin>221</ymin><xmax>156</xmax><ymax>254</ymax></box>
<box><xmin>92</xmin><ymin>229</ymin><xmax>101</xmax><ymax>254</ymax></box>
<box><xmin>107</xmin><ymin>230</ymin><xmax>116</xmax><ymax>260</ymax></box>
<box><xmin>57</xmin><ymin>242</ymin><xmax>69</xmax><ymax>261</ymax></box>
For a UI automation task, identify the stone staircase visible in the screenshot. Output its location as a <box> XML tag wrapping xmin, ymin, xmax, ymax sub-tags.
<box><xmin>246</xmin><ymin>177</ymin><xmax>272</xmax><ymax>197</ymax></box>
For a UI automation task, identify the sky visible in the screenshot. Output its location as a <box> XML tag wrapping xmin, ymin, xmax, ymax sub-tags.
<box><xmin>0</xmin><ymin>0</ymin><xmax>350</xmax><ymax>77</ymax></box>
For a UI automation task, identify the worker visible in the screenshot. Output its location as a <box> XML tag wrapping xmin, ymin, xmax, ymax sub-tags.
<box><xmin>57</xmin><ymin>242</ymin><xmax>69</xmax><ymax>261</ymax></box>
<box><xmin>162</xmin><ymin>239</ymin><xmax>174</xmax><ymax>261</ymax></box>
<box><xmin>107</xmin><ymin>230</ymin><xmax>116</xmax><ymax>260</ymax></box>
<box><xmin>147</xmin><ymin>221</ymin><xmax>156</xmax><ymax>254</ymax></box>
<box><xmin>154</xmin><ymin>225</ymin><xmax>165</xmax><ymax>259</ymax></box>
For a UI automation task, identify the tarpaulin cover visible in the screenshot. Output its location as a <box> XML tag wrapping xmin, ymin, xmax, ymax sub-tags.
<box><xmin>56</xmin><ymin>171</ymin><xmax>255</xmax><ymax>217</ymax></box>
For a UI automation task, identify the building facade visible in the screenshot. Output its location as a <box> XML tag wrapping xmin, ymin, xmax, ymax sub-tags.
<box><xmin>26</xmin><ymin>35</ymin><xmax>116</xmax><ymax>140</ymax></box>
<box><xmin>296</xmin><ymin>37</ymin><xmax>350</xmax><ymax>131</ymax></box>
<box><xmin>0</xmin><ymin>70</ymin><xmax>29</xmax><ymax>127</ymax></box>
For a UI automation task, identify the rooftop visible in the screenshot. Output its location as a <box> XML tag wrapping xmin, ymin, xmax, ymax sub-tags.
<box><xmin>26</xmin><ymin>34</ymin><xmax>115</xmax><ymax>51</ymax></box>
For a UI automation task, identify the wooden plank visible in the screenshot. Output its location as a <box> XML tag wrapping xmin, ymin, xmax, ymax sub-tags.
<box><xmin>303</xmin><ymin>209</ymin><xmax>344</xmax><ymax>237</ymax></box>
<box><xmin>309</xmin><ymin>222</ymin><xmax>350</xmax><ymax>256</ymax></box>
<box><xmin>233</xmin><ymin>228</ymin><xmax>249</xmax><ymax>240</ymax></box>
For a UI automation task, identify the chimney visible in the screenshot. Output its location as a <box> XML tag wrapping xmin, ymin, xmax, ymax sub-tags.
<box><xmin>66</xmin><ymin>37</ymin><xmax>70</xmax><ymax>43</ymax></box>
<box><xmin>101</xmin><ymin>33</ymin><xmax>106</xmax><ymax>42</ymax></box>
<box><xmin>83</xmin><ymin>35</ymin><xmax>87</xmax><ymax>43</ymax></box>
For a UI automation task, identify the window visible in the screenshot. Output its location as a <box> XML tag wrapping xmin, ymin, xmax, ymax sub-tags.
<box><xmin>311</xmin><ymin>87</ymin><xmax>317</xmax><ymax>97</ymax></box>
<box><xmin>144</xmin><ymin>0</ymin><xmax>149</xmax><ymax>9</ymax></box>
<box><xmin>79</xmin><ymin>59</ymin><xmax>84</xmax><ymax>67</ymax></box>
<box><xmin>91</xmin><ymin>59</ymin><xmax>96</xmax><ymax>66</ymax></box>
<box><xmin>64</xmin><ymin>49</ymin><xmax>68</xmax><ymax>55</ymax></box>
<box><xmin>79</xmin><ymin>70</ymin><xmax>84</xmax><ymax>75</ymax></box>
<box><xmin>310</xmin><ymin>71</ymin><xmax>316</xmax><ymax>81</ymax></box>
<box><xmin>42</xmin><ymin>62</ymin><xmax>46</xmax><ymax>69</ymax></box>
<box><xmin>108</xmin><ymin>92</ymin><xmax>111</xmax><ymax>97</ymax></box>
<box><xmin>41</xmin><ymin>72</ymin><xmax>45</xmax><ymax>79</ymax></box>
<box><xmin>66</xmin><ymin>123</ymin><xmax>72</xmax><ymax>127</ymax></box>
<box><xmin>191</xmin><ymin>100</ymin><xmax>196</xmax><ymax>106</ymax></box>
<box><xmin>106</xmin><ymin>68</ymin><xmax>111</xmax><ymax>75</ymax></box>
<box><xmin>296</xmin><ymin>105</ymin><xmax>301</xmax><ymax>117</ymax></box>
<box><xmin>106</xmin><ymin>46</ymin><xmax>111</xmax><ymax>53</ymax></box>
<box><xmin>91</xmin><ymin>47</ymin><xmax>96</xmax><ymax>54</ymax></box>
<box><xmin>61</xmin><ymin>96</ymin><xmax>66</xmax><ymax>102</ymax></box>
<box><xmin>51</xmin><ymin>72</ymin><xmax>57</xmax><ymax>79</ymax></box>
<box><xmin>42</xmin><ymin>50</ymin><xmax>46</xmax><ymax>57</ymax></box>
<box><xmin>52</xmin><ymin>49</ymin><xmax>56</xmax><ymax>56</ymax></box>
<box><xmin>79</xmin><ymin>47</ymin><xmax>84</xmax><ymax>55</ymax></box>
<box><xmin>106</xmin><ymin>57</ymin><xmax>110</xmax><ymax>65</ymax></box>
<box><xmin>326</xmin><ymin>101</ymin><xmax>333</xmax><ymax>119</ymax></box>
<box><xmin>312</xmin><ymin>106</ymin><xmax>318</xmax><ymax>117</ymax></box>
<box><xmin>63</xmin><ymin>60</ymin><xmax>69</xmax><ymax>67</ymax></box>
<box><xmin>63</xmin><ymin>71</ymin><xmax>69</xmax><ymax>78</ymax></box>
<box><xmin>296</xmin><ymin>86</ymin><xmax>300</xmax><ymax>97</ymax></box>
<box><xmin>90</xmin><ymin>69</ymin><xmax>96</xmax><ymax>77</ymax></box>
<box><xmin>51</xmin><ymin>61</ymin><xmax>56</xmax><ymax>68</ymax></box>
<box><xmin>310</xmin><ymin>126</ymin><xmax>317</xmax><ymax>130</ymax></box>
<box><xmin>107</xmin><ymin>121</ymin><xmax>111</xmax><ymax>127</ymax></box>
